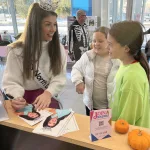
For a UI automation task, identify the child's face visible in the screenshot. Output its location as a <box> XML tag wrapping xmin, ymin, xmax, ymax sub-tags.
<box><xmin>28</xmin><ymin>112</ymin><xmax>39</xmax><ymax>118</ymax></box>
<box><xmin>48</xmin><ymin>117</ymin><xmax>58</xmax><ymax>127</ymax></box>
<box><xmin>107</xmin><ymin>33</ymin><xmax>126</xmax><ymax>60</ymax></box>
<box><xmin>92</xmin><ymin>32</ymin><xmax>108</xmax><ymax>56</ymax></box>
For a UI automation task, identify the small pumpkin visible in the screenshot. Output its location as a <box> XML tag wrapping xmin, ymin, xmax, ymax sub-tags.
<box><xmin>128</xmin><ymin>129</ymin><xmax>150</xmax><ymax>150</ymax></box>
<box><xmin>115</xmin><ymin>119</ymin><xmax>129</xmax><ymax>134</ymax></box>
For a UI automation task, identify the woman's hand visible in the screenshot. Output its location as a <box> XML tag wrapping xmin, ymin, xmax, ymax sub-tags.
<box><xmin>76</xmin><ymin>82</ymin><xmax>85</xmax><ymax>94</ymax></box>
<box><xmin>11</xmin><ymin>97</ymin><xmax>27</xmax><ymax>110</ymax></box>
<box><xmin>33</xmin><ymin>91</ymin><xmax>52</xmax><ymax>110</ymax></box>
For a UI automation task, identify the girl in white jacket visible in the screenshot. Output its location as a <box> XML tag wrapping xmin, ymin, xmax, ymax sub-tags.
<box><xmin>71</xmin><ymin>26</ymin><xmax>120</xmax><ymax>116</ymax></box>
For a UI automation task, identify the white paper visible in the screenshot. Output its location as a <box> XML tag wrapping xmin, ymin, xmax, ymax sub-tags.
<box><xmin>16</xmin><ymin>104</ymin><xmax>52</xmax><ymax>126</ymax></box>
<box><xmin>18</xmin><ymin>110</ymin><xmax>52</xmax><ymax>126</ymax></box>
<box><xmin>59</xmin><ymin>115</ymin><xmax>79</xmax><ymax>136</ymax></box>
<box><xmin>33</xmin><ymin>108</ymin><xmax>75</xmax><ymax>137</ymax></box>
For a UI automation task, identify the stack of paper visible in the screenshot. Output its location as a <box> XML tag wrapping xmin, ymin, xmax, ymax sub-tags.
<box><xmin>16</xmin><ymin>105</ymin><xmax>79</xmax><ymax>137</ymax></box>
<box><xmin>33</xmin><ymin>108</ymin><xmax>79</xmax><ymax>137</ymax></box>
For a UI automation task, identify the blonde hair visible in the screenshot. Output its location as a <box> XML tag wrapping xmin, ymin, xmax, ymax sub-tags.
<box><xmin>94</xmin><ymin>26</ymin><xmax>109</xmax><ymax>38</ymax></box>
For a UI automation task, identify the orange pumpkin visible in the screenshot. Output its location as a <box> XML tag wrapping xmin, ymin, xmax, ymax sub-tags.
<box><xmin>115</xmin><ymin>119</ymin><xmax>129</xmax><ymax>134</ymax></box>
<box><xmin>128</xmin><ymin>129</ymin><xmax>150</xmax><ymax>150</ymax></box>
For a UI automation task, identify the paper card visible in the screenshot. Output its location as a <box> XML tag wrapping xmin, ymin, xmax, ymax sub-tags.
<box><xmin>16</xmin><ymin>104</ymin><xmax>52</xmax><ymax>126</ymax></box>
<box><xmin>59</xmin><ymin>115</ymin><xmax>79</xmax><ymax>136</ymax></box>
<box><xmin>90</xmin><ymin>109</ymin><xmax>112</xmax><ymax>142</ymax></box>
<box><xmin>32</xmin><ymin>108</ymin><xmax>74</xmax><ymax>137</ymax></box>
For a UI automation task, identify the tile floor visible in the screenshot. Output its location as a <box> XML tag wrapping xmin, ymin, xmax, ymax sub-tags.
<box><xmin>59</xmin><ymin>68</ymin><xmax>85</xmax><ymax>115</ymax></box>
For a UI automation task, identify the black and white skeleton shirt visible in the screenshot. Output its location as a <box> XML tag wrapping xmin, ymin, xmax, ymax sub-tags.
<box><xmin>69</xmin><ymin>20</ymin><xmax>89</xmax><ymax>61</ymax></box>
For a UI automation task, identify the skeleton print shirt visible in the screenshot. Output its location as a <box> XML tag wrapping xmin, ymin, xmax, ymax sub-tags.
<box><xmin>69</xmin><ymin>20</ymin><xmax>88</xmax><ymax>61</ymax></box>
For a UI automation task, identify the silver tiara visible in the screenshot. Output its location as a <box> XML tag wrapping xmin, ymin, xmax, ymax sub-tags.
<box><xmin>39</xmin><ymin>0</ymin><xmax>59</xmax><ymax>12</ymax></box>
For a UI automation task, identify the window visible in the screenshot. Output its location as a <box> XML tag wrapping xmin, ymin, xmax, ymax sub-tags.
<box><xmin>109</xmin><ymin>0</ymin><xmax>127</xmax><ymax>25</ymax></box>
<box><xmin>15</xmin><ymin>0</ymin><xmax>35</xmax><ymax>34</ymax></box>
<box><xmin>0</xmin><ymin>0</ymin><xmax>13</xmax><ymax>35</ymax></box>
<box><xmin>143</xmin><ymin>0</ymin><xmax>150</xmax><ymax>48</ymax></box>
<box><xmin>0</xmin><ymin>0</ymin><xmax>71</xmax><ymax>42</ymax></box>
<box><xmin>132</xmin><ymin>0</ymin><xmax>150</xmax><ymax>49</ymax></box>
<box><xmin>14</xmin><ymin>0</ymin><xmax>71</xmax><ymax>44</ymax></box>
<box><xmin>55</xmin><ymin>0</ymin><xmax>71</xmax><ymax>44</ymax></box>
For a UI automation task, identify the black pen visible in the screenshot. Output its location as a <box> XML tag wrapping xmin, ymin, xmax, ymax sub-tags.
<box><xmin>6</xmin><ymin>94</ymin><xmax>14</xmax><ymax>99</ymax></box>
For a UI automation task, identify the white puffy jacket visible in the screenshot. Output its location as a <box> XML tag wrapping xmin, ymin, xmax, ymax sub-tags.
<box><xmin>71</xmin><ymin>50</ymin><xmax>120</xmax><ymax>110</ymax></box>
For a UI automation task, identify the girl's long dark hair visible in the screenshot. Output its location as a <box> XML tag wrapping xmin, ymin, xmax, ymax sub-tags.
<box><xmin>19</xmin><ymin>112</ymin><xmax>40</xmax><ymax>121</ymax></box>
<box><xmin>109</xmin><ymin>21</ymin><xmax>150</xmax><ymax>81</ymax></box>
<box><xmin>19</xmin><ymin>105</ymin><xmax>40</xmax><ymax>120</ymax></box>
<box><xmin>43</xmin><ymin>112</ymin><xmax>71</xmax><ymax>128</ymax></box>
<box><xmin>11</xmin><ymin>3</ymin><xmax>62</xmax><ymax>79</ymax></box>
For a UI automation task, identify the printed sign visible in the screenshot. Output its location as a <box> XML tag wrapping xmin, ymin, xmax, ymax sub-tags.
<box><xmin>90</xmin><ymin>109</ymin><xmax>112</xmax><ymax>141</ymax></box>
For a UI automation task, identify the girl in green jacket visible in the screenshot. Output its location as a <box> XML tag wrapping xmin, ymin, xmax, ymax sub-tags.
<box><xmin>107</xmin><ymin>21</ymin><xmax>150</xmax><ymax>128</ymax></box>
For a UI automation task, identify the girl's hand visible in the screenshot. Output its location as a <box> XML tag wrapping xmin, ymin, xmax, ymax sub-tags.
<box><xmin>11</xmin><ymin>97</ymin><xmax>27</xmax><ymax>110</ymax></box>
<box><xmin>76</xmin><ymin>82</ymin><xmax>85</xmax><ymax>94</ymax></box>
<box><xmin>33</xmin><ymin>91</ymin><xmax>52</xmax><ymax>110</ymax></box>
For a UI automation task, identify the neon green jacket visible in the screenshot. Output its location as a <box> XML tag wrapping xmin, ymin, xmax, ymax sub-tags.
<box><xmin>109</xmin><ymin>62</ymin><xmax>150</xmax><ymax>128</ymax></box>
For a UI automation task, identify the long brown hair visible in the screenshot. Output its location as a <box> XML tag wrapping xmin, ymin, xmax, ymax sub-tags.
<box><xmin>11</xmin><ymin>3</ymin><xmax>61</xmax><ymax>79</ymax></box>
<box><xmin>109</xmin><ymin>21</ymin><xmax>150</xmax><ymax>81</ymax></box>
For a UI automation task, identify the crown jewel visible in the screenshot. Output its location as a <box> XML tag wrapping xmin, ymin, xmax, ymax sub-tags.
<box><xmin>39</xmin><ymin>0</ymin><xmax>59</xmax><ymax>11</ymax></box>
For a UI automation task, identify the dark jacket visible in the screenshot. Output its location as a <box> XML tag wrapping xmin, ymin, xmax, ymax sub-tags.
<box><xmin>68</xmin><ymin>20</ymin><xmax>88</xmax><ymax>61</ymax></box>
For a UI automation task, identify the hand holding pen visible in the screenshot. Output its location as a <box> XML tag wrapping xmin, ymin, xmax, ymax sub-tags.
<box><xmin>11</xmin><ymin>97</ymin><xmax>27</xmax><ymax>110</ymax></box>
<box><xmin>6</xmin><ymin>94</ymin><xmax>27</xmax><ymax>110</ymax></box>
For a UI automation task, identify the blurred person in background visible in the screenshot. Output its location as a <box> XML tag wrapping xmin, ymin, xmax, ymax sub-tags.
<box><xmin>1</xmin><ymin>31</ymin><xmax>13</xmax><ymax>43</ymax></box>
<box><xmin>68</xmin><ymin>10</ymin><xmax>89</xmax><ymax>61</ymax></box>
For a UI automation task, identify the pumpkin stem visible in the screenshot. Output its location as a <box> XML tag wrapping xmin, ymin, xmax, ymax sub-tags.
<box><xmin>138</xmin><ymin>130</ymin><xmax>142</xmax><ymax>136</ymax></box>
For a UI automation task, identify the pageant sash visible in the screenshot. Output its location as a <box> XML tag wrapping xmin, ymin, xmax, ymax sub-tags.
<box><xmin>14</xmin><ymin>51</ymin><xmax>50</xmax><ymax>90</ymax></box>
<box><xmin>34</xmin><ymin>67</ymin><xmax>50</xmax><ymax>90</ymax></box>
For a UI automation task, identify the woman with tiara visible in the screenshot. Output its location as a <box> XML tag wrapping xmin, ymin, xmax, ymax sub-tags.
<box><xmin>2</xmin><ymin>0</ymin><xmax>67</xmax><ymax>111</ymax></box>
